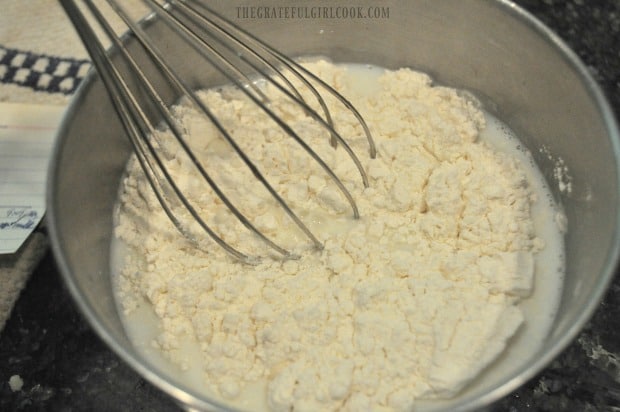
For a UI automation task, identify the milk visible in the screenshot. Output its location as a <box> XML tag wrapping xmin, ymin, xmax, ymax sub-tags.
<box><xmin>111</xmin><ymin>63</ymin><xmax>565</xmax><ymax>411</ymax></box>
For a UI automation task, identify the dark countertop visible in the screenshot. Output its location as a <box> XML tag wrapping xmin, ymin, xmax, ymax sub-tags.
<box><xmin>2</xmin><ymin>1</ymin><xmax>620</xmax><ymax>411</ymax></box>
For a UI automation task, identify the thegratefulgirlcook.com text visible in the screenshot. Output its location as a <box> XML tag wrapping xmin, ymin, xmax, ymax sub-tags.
<box><xmin>235</xmin><ymin>5</ymin><xmax>390</xmax><ymax>19</ymax></box>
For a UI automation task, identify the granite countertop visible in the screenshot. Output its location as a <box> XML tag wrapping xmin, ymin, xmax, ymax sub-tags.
<box><xmin>1</xmin><ymin>1</ymin><xmax>620</xmax><ymax>411</ymax></box>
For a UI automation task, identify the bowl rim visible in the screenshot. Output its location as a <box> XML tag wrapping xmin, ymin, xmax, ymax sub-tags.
<box><xmin>448</xmin><ymin>1</ymin><xmax>620</xmax><ymax>411</ymax></box>
<box><xmin>47</xmin><ymin>1</ymin><xmax>620</xmax><ymax>411</ymax></box>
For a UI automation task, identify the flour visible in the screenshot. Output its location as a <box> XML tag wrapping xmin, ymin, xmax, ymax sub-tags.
<box><xmin>540</xmin><ymin>144</ymin><xmax>573</xmax><ymax>195</ymax></box>
<box><xmin>8</xmin><ymin>375</ymin><xmax>24</xmax><ymax>392</ymax></box>
<box><xmin>113</xmin><ymin>61</ymin><xmax>556</xmax><ymax>411</ymax></box>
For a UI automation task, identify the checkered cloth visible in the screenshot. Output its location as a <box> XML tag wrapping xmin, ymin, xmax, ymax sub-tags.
<box><xmin>0</xmin><ymin>45</ymin><xmax>90</xmax><ymax>95</ymax></box>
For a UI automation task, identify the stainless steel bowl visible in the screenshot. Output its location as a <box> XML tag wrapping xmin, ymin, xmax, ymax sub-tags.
<box><xmin>47</xmin><ymin>1</ymin><xmax>620</xmax><ymax>411</ymax></box>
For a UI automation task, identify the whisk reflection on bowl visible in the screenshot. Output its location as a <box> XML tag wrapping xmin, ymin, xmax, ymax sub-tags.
<box><xmin>60</xmin><ymin>0</ymin><xmax>376</xmax><ymax>264</ymax></box>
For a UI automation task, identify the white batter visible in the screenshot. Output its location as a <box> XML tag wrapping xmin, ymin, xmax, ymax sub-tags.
<box><xmin>111</xmin><ymin>61</ymin><xmax>564</xmax><ymax>411</ymax></box>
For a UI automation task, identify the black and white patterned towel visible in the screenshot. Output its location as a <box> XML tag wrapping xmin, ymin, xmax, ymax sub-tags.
<box><xmin>0</xmin><ymin>45</ymin><xmax>90</xmax><ymax>95</ymax></box>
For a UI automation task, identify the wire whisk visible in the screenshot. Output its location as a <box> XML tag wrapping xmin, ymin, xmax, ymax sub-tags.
<box><xmin>61</xmin><ymin>0</ymin><xmax>376</xmax><ymax>264</ymax></box>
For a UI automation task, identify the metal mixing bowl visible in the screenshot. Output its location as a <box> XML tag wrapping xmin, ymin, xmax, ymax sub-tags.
<box><xmin>47</xmin><ymin>1</ymin><xmax>620</xmax><ymax>411</ymax></box>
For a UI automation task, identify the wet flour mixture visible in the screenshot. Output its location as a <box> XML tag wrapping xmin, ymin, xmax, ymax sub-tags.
<box><xmin>113</xmin><ymin>61</ymin><xmax>564</xmax><ymax>411</ymax></box>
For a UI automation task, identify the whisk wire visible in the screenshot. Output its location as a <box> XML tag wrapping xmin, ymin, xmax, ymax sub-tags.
<box><xmin>106</xmin><ymin>0</ymin><xmax>325</xmax><ymax>253</ymax></box>
<box><xmin>100</xmin><ymin>0</ymin><xmax>300</xmax><ymax>259</ymax></box>
<box><xmin>147</xmin><ymin>0</ymin><xmax>368</xmax><ymax>222</ymax></box>
<box><xmin>168</xmin><ymin>0</ymin><xmax>326</xmax><ymax>126</ymax></box>
<box><xmin>145</xmin><ymin>0</ymin><xmax>369</xmax><ymax>215</ymax></box>
<box><xmin>184</xmin><ymin>0</ymin><xmax>377</xmax><ymax>159</ymax></box>
<box><xmin>60</xmin><ymin>0</ymin><xmax>376</xmax><ymax>262</ymax></box>
<box><xmin>162</xmin><ymin>0</ymin><xmax>373</xmax><ymax>190</ymax></box>
<box><xmin>62</xmin><ymin>0</ymin><xmax>263</xmax><ymax>263</ymax></box>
